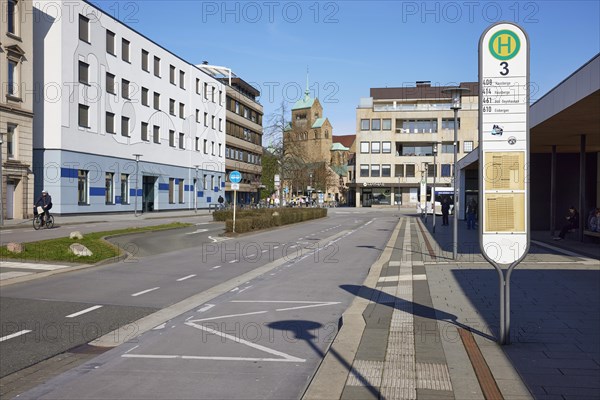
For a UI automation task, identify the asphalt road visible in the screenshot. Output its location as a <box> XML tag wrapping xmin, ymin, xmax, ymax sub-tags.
<box><xmin>0</xmin><ymin>208</ymin><xmax>398</xmax><ymax>398</ymax></box>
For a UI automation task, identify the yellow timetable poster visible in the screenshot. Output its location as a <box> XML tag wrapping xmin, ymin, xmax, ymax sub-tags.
<box><xmin>484</xmin><ymin>152</ymin><xmax>525</xmax><ymax>191</ymax></box>
<box><xmin>485</xmin><ymin>193</ymin><xmax>526</xmax><ymax>232</ymax></box>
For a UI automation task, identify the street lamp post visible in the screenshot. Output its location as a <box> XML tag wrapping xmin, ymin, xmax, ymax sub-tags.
<box><xmin>133</xmin><ymin>154</ymin><xmax>143</xmax><ymax>217</ymax></box>
<box><xmin>442</xmin><ymin>87</ymin><xmax>469</xmax><ymax>260</ymax></box>
<box><xmin>193</xmin><ymin>165</ymin><xmax>200</xmax><ymax>213</ymax></box>
<box><xmin>309</xmin><ymin>173</ymin><xmax>313</xmax><ymax>206</ymax></box>
<box><xmin>422</xmin><ymin>162</ymin><xmax>429</xmax><ymax>223</ymax></box>
<box><xmin>432</xmin><ymin>142</ymin><xmax>438</xmax><ymax>233</ymax></box>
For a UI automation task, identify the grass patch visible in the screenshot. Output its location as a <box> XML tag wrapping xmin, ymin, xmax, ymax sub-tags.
<box><xmin>0</xmin><ymin>222</ymin><xmax>191</xmax><ymax>264</ymax></box>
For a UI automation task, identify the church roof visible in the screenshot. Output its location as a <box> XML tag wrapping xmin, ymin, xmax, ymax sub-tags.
<box><xmin>284</xmin><ymin>122</ymin><xmax>292</xmax><ymax>132</ymax></box>
<box><xmin>292</xmin><ymin>95</ymin><xmax>315</xmax><ymax>110</ymax></box>
<box><xmin>331</xmin><ymin>165</ymin><xmax>348</xmax><ymax>177</ymax></box>
<box><xmin>331</xmin><ymin>142</ymin><xmax>349</xmax><ymax>151</ymax></box>
<box><xmin>312</xmin><ymin>118</ymin><xmax>326</xmax><ymax>128</ymax></box>
<box><xmin>333</xmin><ymin>135</ymin><xmax>356</xmax><ymax>149</ymax></box>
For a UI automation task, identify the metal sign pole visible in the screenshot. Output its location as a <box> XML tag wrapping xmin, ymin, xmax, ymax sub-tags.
<box><xmin>479</xmin><ymin>22</ymin><xmax>530</xmax><ymax>345</ymax></box>
<box><xmin>233</xmin><ymin>189</ymin><xmax>237</xmax><ymax>233</ymax></box>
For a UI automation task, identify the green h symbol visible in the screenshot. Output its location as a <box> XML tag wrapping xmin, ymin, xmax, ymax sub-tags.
<box><xmin>496</xmin><ymin>35</ymin><xmax>512</xmax><ymax>54</ymax></box>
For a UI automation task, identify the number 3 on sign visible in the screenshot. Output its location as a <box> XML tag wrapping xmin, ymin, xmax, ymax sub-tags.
<box><xmin>500</xmin><ymin>62</ymin><xmax>509</xmax><ymax>76</ymax></box>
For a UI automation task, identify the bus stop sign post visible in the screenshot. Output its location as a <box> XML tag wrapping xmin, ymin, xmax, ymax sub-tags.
<box><xmin>479</xmin><ymin>22</ymin><xmax>530</xmax><ymax>345</ymax></box>
<box><xmin>229</xmin><ymin>171</ymin><xmax>242</xmax><ymax>233</ymax></box>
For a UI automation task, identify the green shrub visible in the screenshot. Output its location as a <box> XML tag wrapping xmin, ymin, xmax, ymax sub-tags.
<box><xmin>222</xmin><ymin>207</ymin><xmax>327</xmax><ymax>233</ymax></box>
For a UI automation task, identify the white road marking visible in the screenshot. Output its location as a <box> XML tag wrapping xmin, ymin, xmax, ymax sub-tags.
<box><xmin>190</xmin><ymin>310</ymin><xmax>268</xmax><ymax>322</ymax></box>
<box><xmin>211</xmin><ymin>265</ymin><xmax>222</xmax><ymax>270</ymax></box>
<box><xmin>124</xmin><ymin>345</ymin><xmax>139</xmax><ymax>354</ymax></box>
<box><xmin>195</xmin><ymin>222</ymin><xmax>210</xmax><ymax>225</ymax></box>
<box><xmin>185</xmin><ymin>228</ymin><xmax>208</xmax><ymax>235</ymax></box>
<box><xmin>176</xmin><ymin>274</ymin><xmax>196</xmax><ymax>282</ymax></box>
<box><xmin>184</xmin><ymin>322</ymin><xmax>305</xmax><ymax>362</ymax></box>
<box><xmin>0</xmin><ymin>262</ymin><xmax>71</xmax><ymax>271</ymax></box>
<box><xmin>238</xmin><ymin>285</ymin><xmax>253</xmax><ymax>294</ymax></box>
<box><xmin>208</xmin><ymin>236</ymin><xmax>230</xmax><ymax>243</ymax></box>
<box><xmin>261</xmin><ymin>249</ymin><xmax>268</xmax><ymax>253</ymax></box>
<box><xmin>65</xmin><ymin>305</ymin><xmax>103</xmax><ymax>318</ymax></box>
<box><xmin>152</xmin><ymin>323</ymin><xmax>166</xmax><ymax>330</ymax></box>
<box><xmin>122</xmin><ymin>354</ymin><xmax>303</xmax><ymax>363</ymax></box>
<box><xmin>275</xmin><ymin>302</ymin><xmax>341</xmax><ymax>312</ymax></box>
<box><xmin>0</xmin><ymin>271</ymin><xmax>33</xmax><ymax>280</ymax></box>
<box><xmin>131</xmin><ymin>287</ymin><xmax>160</xmax><ymax>297</ymax></box>
<box><xmin>197</xmin><ymin>304</ymin><xmax>215</xmax><ymax>312</ymax></box>
<box><xmin>122</xmin><ymin>354</ymin><xmax>177</xmax><ymax>359</ymax></box>
<box><xmin>228</xmin><ymin>259</ymin><xmax>238</xmax><ymax>264</ymax></box>
<box><xmin>0</xmin><ymin>330</ymin><xmax>32</xmax><ymax>342</ymax></box>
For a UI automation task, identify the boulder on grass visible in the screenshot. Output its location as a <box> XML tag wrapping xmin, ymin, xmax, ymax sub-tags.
<box><xmin>6</xmin><ymin>242</ymin><xmax>24</xmax><ymax>253</ymax></box>
<box><xmin>69</xmin><ymin>243</ymin><xmax>93</xmax><ymax>257</ymax></box>
<box><xmin>70</xmin><ymin>231</ymin><xmax>84</xmax><ymax>240</ymax></box>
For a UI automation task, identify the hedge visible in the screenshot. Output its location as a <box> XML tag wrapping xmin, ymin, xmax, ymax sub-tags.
<box><xmin>221</xmin><ymin>208</ymin><xmax>327</xmax><ymax>233</ymax></box>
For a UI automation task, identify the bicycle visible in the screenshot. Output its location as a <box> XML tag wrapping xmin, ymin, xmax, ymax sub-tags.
<box><xmin>33</xmin><ymin>207</ymin><xmax>54</xmax><ymax>230</ymax></box>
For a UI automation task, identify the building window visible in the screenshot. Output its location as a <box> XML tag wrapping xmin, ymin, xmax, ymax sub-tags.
<box><xmin>169</xmin><ymin>178</ymin><xmax>175</xmax><ymax>203</ymax></box>
<box><xmin>360</xmin><ymin>142</ymin><xmax>369</xmax><ymax>153</ymax></box>
<box><xmin>441</xmin><ymin>143</ymin><xmax>454</xmax><ymax>153</ymax></box>
<box><xmin>442</xmin><ymin>118</ymin><xmax>461</xmax><ymax>130</ymax></box>
<box><xmin>106</xmin><ymin>73</ymin><xmax>116</xmax><ymax>94</ymax></box>
<box><xmin>428</xmin><ymin>164</ymin><xmax>437</xmax><ymax>177</ymax></box>
<box><xmin>141</xmin><ymin>87</ymin><xmax>149</xmax><ymax>106</ymax></box>
<box><xmin>203</xmin><ymin>139</ymin><xmax>208</xmax><ymax>154</ymax></box>
<box><xmin>211</xmin><ymin>87</ymin><xmax>215</xmax><ymax>103</ymax></box>
<box><xmin>360</xmin><ymin>164</ymin><xmax>369</xmax><ymax>177</ymax></box>
<box><xmin>121</xmin><ymin>39</ymin><xmax>130</xmax><ymax>62</ymax></box>
<box><xmin>204</xmin><ymin>112</ymin><xmax>208</xmax><ymax>127</ymax></box>
<box><xmin>121</xmin><ymin>116</ymin><xmax>129</xmax><ymax>137</ymax></box>
<box><xmin>7</xmin><ymin>0</ymin><xmax>18</xmax><ymax>35</ymax></box>
<box><xmin>211</xmin><ymin>141</ymin><xmax>215</xmax><ymax>155</ymax></box>
<box><xmin>7</xmin><ymin>59</ymin><xmax>19</xmax><ymax>97</ymax></box>
<box><xmin>169</xmin><ymin>65</ymin><xmax>176</xmax><ymax>84</ymax></box>
<box><xmin>121</xmin><ymin>79</ymin><xmax>130</xmax><ymax>99</ymax></box>
<box><xmin>196</xmin><ymin>78</ymin><xmax>201</xmax><ymax>94</ymax></box>
<box><xmin>382</xmin><ymin>141</ymin><xmax>391</xmax><ymax>154</ymax></box>
<box><xmin>169</xmin><ymin>130</ymin><xmax>175</xmax><ymax>147</ymax></box>
<box><xmin>382</xmin><ymin>164</ymin><xmax>391</xmax><ymax>177</ymax></box>
<box><xmin>6</xmin><ymin>124</ymin><xmax>16</xmax><ymax>159</ymax></box>
<box><xmin>405</xmin><ymin>164</ymin><xmax>416</xmax><ymax>178</ymax></box>
<box><xmin>141</xmin><ymin>50</ymin><xmax>149</xmax><ymax>71</ymax></box>
<box><xmin>464</xmin><ymin>141</ymin><xmax>474</xmax><ymax>153</ymax></box>
<box><xmin>371</xmin><ymin>142</ymin><xmax>381</xmax><ymax>154</ymax></box>
<box><xmin>179</xmin><ymin>180</ymin><xmax>184</xmax><ymax>203</ymax></box>
<box><xmin>169</xmin><ymin>99</ymin><xmax>175</xmax><ymax>115</ymax></box>
<box><xmin>204</xmin><ymin>83</ymin><xmax>208</xmax><ymax>100</ymax></box>
<box><xmin>211</xmin><ymin>116</ymin><xmax>215</xmax><ymax>129</ymax></box>
<box><xmin>78</xmin><ymin>104</ymin><xmax>89</xmax><ymax>128</ymax></box>
<box><xmin>179</xmin><ymin>103</ymin><xmax>185</xmax><ymax>119</ymax></box>
<box><xmin>397</xmin><ymin>119</ymin><xmax>438</xmax><ymax>134</ymax></box>
<box><xmin>218</xmin><ymin>176</ymin><xmax>222</xmax><ymax>189</ymax></box>
<box><xmin>219</xmin><ymin>118</ymin><xmax>223</xmax><ymax>131</ymax></box>
<box><xmin>153</xmin><ymin>92</ymin><xmax>160</xmax><ymax>110</ymax></box>
<box><xmin>218</xmin><ymin>143</ymin><xmax>222</xmax><ymax>156</ymax></box>
<box><xmin>120</xmin><ymin>174</ymin><xmax>129</xmax><ymax>204</ymax></box>
<box><xmin>371</xmin><ymin>119</ymin><xmax>381</xmax><ymax>131</ymax></box>
<box><xmin>154</xmin><ymin>56</ymin><xmax>161</xmax><ymax>77</ymax></box>
<box><xmin>382</xmin><ymin>119</ymin><xmax>392</xmax><ymax>130</ymax></box>
<box><xmin>78</xmin><ymin>170</ymin><xmax>89</xmax><ymax>205</ymax></box>
<box><xmin>179</xmin><ymin>132</ymin><xmax>185</xmax><ymax>149</ymax></box>
<box><xmin>153</xmin><ymin>125</ymin><xmax>160</xmax><ymax>143</ymax></box>
<box><xmin>441</xmin><ymin>164</ymin><xmax>452</xmax><ymax>177</ymax></box>
<box><xmin>195</xmin><ymin>137</ymin><xmax>200</xmax><ymax>151</ymax></box>
<box><xmin>105</xmin><ymin>172</ymin><xmax>114</xmax><ymax>204</ymax></box>
<box><xmin>106</xmin><ymin>112</ymin><xmax>115</xmax><ymax>133</ymax></box>
<box><xmin>371</xmin><ymin>165</ymin><xmax>380</xmax><ymax>177</ymax></box>
<box><xmin>141</xmin><ymin>122</ymin><xmax>149</xmax><ymax>141</ymax></box>
<box><xmin>106</xmin><ymin>30</ymin><xmax>115</xmax><ymax>55</ymax></box>
<box><xmin>179</xmin><ymin>70</ymin><xmax>185</xmax><ymax>89</ymax></box>
<box><xmin>79</xmin><ymin>15</ymin><xmax>89</xmax><ymax>43</ymax></box>
<box><xmin>395</xmin><ymin>164</ymin><xmax>404</xmax><ymax>177</ymax></box>
<box><xmin>360</xmin><ymin>119</ymin><xmax>369</xmax><ymax>131</ymax></box>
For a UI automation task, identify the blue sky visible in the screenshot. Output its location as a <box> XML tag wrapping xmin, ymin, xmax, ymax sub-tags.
<box><xmin>91</xmin><ymin>0</ymin><xmax>600</xmax><ymax>136</ymax></box>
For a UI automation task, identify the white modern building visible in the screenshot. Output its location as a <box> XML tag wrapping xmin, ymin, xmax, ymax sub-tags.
<box><xmin>32</xmin><ymin>0</ymin><xmax>226</xmax><ymax>214</ymax></box>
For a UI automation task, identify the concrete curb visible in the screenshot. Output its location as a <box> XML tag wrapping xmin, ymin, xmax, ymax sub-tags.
<box><xmin>302</xmin><ymin>216</ymin><xmax>403</xmax><ymax>400</ymax></box>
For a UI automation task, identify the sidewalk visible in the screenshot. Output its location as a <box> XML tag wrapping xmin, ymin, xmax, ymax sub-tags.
<box><xmin>0</xmin><ymin>209</ymin><xmax>214</xmax><ymax>230</ymax></box>
<box><xmin>305</xmin><ymin>214</ymin><xmax>600</xmax><ymax>399</ymax></box>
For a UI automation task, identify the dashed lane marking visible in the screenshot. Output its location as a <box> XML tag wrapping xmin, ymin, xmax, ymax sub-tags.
<box><xmin>131</xmin><ymin>287</ymin><xmax>160</xmax><ymax>297</ymax></box>
<box><xmin>0</xmin><ymin>330</ymin><xmax>32</xmax><ymax>342</ymax></box>
<box><xmin>176</xmin><ymin>274</ymin><xmax>196</xmax><ymax>282</ymax></box>
<box><xmin>66</xmin><ymin>305</ymin><xmax>103</xmax><ymax>318</ymax></box>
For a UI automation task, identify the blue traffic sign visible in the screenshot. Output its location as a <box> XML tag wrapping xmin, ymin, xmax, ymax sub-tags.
<box><xmin>229</xmin><ymin>171</ymin><xmax>242</xmax><ymax>183</ymax></box>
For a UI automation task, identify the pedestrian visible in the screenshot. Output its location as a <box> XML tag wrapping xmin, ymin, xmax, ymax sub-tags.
<box><xmin>466</xmin><ymin>198</ymin><xmax>477</xmax><ymax>230</ymax></box>
<box><xmin>589</xmin><ymin>208</ymin><xmax>600</xmax><ymax>232</ymax></box>
<box><xmin>218</xmin><ymin>195</ymin><xmax>224</xmax><ymax>209</ymax></box>
<box><xmin>441</xmin><ymin>197</ymin><xmax>450</xmax><ymax>226</ymax></box>
<box><xmin>274</xmin><ymin>197</ymin><xmax>280</xmax><ymax>208</ymax></box>
<box><xmin>554</xmin><ymin>206</ymin><xmax>579</xmax><ymax>240</ymax></box>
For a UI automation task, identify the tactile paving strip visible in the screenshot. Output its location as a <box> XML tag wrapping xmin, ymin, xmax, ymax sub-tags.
<box><xmin>416</xmin><ymin>362</ymin><xmax>453</xmax><ymax>391</ymax></box>
<box><xmin>345</xmin><ymin>359</ymin><xmax>383</xmax><ymax>387</ymax></box>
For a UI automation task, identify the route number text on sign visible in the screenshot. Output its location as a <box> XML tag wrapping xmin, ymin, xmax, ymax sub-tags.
<box><xmin>479</xmin><ymin>22</ymin><xmax>529</xmax><ymax>266</ymax></box>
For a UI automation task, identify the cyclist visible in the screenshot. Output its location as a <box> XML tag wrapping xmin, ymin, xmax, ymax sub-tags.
<box><xmin>35</xmin><ymin>189</ymin><xmax>53</xmax><ymax>225</ymax></box>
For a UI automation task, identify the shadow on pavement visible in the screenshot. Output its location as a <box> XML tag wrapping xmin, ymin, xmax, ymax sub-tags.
<box><xmin>450</xmin><ymin>268</ymin><xmax>600</xmax><ymax>398</ymax></box>
<box><xmin>267</xmin><ymin>320</ymin><xmax>384</xmax><ymax>399</ymax></box>
<box><xmin>340</xmin><ymin>284</ymin><xmax>496</xmax><ymax>342</ymax></box>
